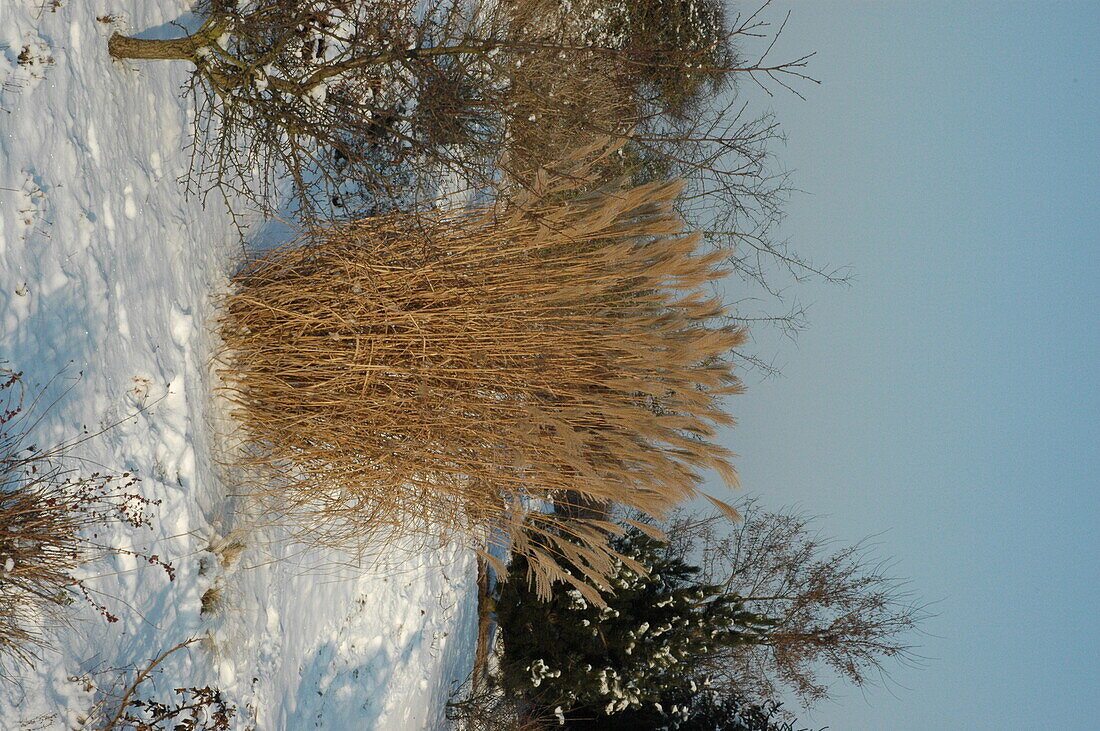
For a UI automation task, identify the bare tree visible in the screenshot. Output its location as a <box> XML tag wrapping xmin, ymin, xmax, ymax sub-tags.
<box><xmin>106</xmin><ymin>1</ymin><xmax>816</xmax><ymax>222</ymax></box>
<box><xmin>665</xmin><ymin>501</ymin><xmax>927</xmax><ymax>706</ymax></box>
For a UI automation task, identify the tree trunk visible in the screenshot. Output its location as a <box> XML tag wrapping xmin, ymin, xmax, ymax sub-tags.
<box><xmin>472</xmin><ymin>555</ymin><xmax>493</xmax><ymax>695</ymax></box>
<box><xmin>108</xmin><ymin>32</ymin><xmax>212</xmax><ymax>61</ymax></box>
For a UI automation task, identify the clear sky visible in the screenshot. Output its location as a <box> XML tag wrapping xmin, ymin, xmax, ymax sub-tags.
<box><xmin>711</xmin><ymin>3</ymin><xmax>1100</xmax><ymax>728</ymax></box>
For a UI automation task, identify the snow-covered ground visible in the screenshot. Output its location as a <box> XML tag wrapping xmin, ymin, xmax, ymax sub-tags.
<box><xmin>0</xmin><ymin>1</ymin><xmax>476</xmax><ymax>727</ymax></box>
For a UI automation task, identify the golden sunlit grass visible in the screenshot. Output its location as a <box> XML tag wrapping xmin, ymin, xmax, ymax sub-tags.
<box><xmin>216</xmin><ymin>144</ymin><xmax>745</xmax><ymax>599</ymax></box>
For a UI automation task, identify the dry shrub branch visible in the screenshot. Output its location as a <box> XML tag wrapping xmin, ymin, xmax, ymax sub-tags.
<box><xmin>217</xmin><ymin>144</ymin><xmax>745</xmax><ymax>599</ymax></box>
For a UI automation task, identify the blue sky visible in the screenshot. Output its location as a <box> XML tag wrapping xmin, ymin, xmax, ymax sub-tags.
<box><xmin>711</xmin><ymin>3</ymin><xmax>1099</xmax><ymax>728</ymax></box>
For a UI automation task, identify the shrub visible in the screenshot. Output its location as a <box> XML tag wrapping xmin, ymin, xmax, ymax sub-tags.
<box><xmin>110</xmin><ymin>686</ymin><xmax>235</xmax><ymax>730</ymax></box>
<box><xmin>77</xmin><ymin>639</ymin><xmax>236</xmax><ymax>730</ymax></box>
<box><xmin>216</xmin><ymin>142</ymin><xmax>745</xmax><ymax>598</ymax></box>
<box><xmin>0</xmin><ymin>368</ymin><xmax>169</xmax><ymax>677</ymax></box>
<box><xmin>497</xmin><ymin>525</ymin><xmax>772</xmax><ymax>722</ymax></box>
<box><xmin>567</xmin><ymin>690</ymin><xmax>805</xmax><ymax>730</ymax></box>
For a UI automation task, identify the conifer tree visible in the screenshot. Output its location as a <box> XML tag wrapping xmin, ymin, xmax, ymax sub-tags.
<box><xmin>497</xmin><ymin>527</ymin><xmax>773</xmax><ymax>721</ymax></box>
<box><xmin>572</xmin><ymin>689</ymin><xmax>803</xmax><ymax>730</ymax></box>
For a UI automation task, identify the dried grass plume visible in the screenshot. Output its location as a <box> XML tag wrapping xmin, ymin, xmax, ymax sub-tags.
<box><xmin>217</xmin><ymin>142</ymin><xmax>746</xmax><ymax>598</ymax></box>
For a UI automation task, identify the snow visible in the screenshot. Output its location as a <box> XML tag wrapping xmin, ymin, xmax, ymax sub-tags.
<box><xmin>0</xmin><ymin>1</ymin><xmax>476</xmax><ymax>728</ymax></box>
<box><xmin>307</xmin><ymin>82</ymin><xmax>328</xmax><ymax>103</ymax></box>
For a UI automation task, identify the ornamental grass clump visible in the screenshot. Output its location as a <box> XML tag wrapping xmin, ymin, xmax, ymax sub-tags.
<box><xmin>217</xmin><ymin>145</ymin><xmax>746</xmax><ymax>598</ymax></box>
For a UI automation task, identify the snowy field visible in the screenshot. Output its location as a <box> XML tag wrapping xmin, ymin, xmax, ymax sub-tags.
<box><xmin>0</xmin><ymin>1</ymin><xmax>476</xmax><ymax>727</ymax></box>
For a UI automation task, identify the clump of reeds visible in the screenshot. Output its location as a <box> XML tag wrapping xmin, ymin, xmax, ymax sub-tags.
<box><xmin>217</xmin><ymin>143</ymin><xmax>746</xmax><ymax>599</ymax></box>
<box><xmin>0</xmin><ymin>369</ymin><xmax>165</xmax><ymax>677</ymax></box>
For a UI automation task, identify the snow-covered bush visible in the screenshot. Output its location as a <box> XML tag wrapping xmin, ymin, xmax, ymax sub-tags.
<box><xmin>567</xmin><ymin>689</ymin><xmax>807</xmax><ymax>730</ymax></box>
<box><xmin>496</xmin><ymin>524</ymin><xmax>773</xmax><ymax>726</ymax></box>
